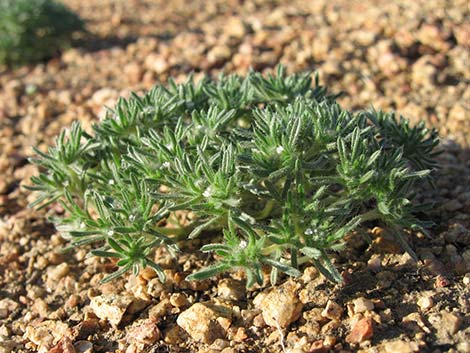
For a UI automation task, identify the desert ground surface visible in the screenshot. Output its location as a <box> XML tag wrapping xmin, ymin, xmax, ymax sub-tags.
<box><xmin>0</xmin><ymin>1</ymin><xmax>469</xmax><ymax>352</ymax></box>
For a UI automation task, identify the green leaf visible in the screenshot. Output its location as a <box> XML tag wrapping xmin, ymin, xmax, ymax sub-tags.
<box><xmin>186</xmin><ymin>263</ymin><xmax>231</xmax><ymax>281</ymax></box>
<box><xmin>263</xmin><ymin>258</ymin><xmax>301</xmax><ymax>277</ymax></box>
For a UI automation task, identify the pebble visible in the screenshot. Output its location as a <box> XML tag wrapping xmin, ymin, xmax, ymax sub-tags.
<box><xmin>383</xmin><ymin>340</ymin><xmax>419</xmax><ymax>353</ymax></box>
<box><xmin>346</xmin><ymin>317</ymin><xmax>374</xmax><ymax>344</ymax></box>
<box><xmin>207</xmin><ymin>45</ymin><xmax>232</xmax><ymax>66</ymax></box>
<box><xmin>223</xmin><ymin>17</ymin><xmax>247</xmax><ymax>39</ymax></box>
<box><xmin>176</xmin><ymin>302</ymin><xmax>232</xmax><ymax>344</ymax></box>
<box><xmin>309</xmin><ymin>340</ymin><xmax>327</xmax><ymax>353</ymax></box>
<box><xmin>89</xmin><ymin>295</ymin><xmax>147</xmax><ymax>327</ymax></box>
<box><xmin>126</xmin><ymin>319</ymin><xmax>160</xmax><ymax>344</ymax></box>
<box><xmin>3</xmin><ymin>1</ymin><xmax>470</xmax><ymax>352</ymax></box>
<box><xmin>352</xmin><ymin>297</ymin><xmax>374</xmax><ymax>314</ymax></box>
<box><xmin>46</xmin><ymin>263</ymin><xmax>70</xmax><ymax>282</ymax></box>
<box><xmin>428</xmin><ymin>311</ymin><xmax>462</xmax><ymax>340</ymax></box>
<box><xmin>73</xmin><ymin>341</ymin><xmax>93</xmax><ymax>353</ymax></box>
<box><xmin>24</xmin><ymin>320</ymin><xmax>71</xmax><ymax>352</ymax></box>
<box><xmin>254</xmin><ymin>281</ymin><xmax>303</xmax><ymax>328</ymax></box>
<box><xmin>144</xmin><ymin>54</ymin><xmax>169</xmax><ymax>74</ymax></box>
<box><xmin>417</xmin><ymin>295</ymin><xmax>434</xmax><ymax>310</ymax></box>
<box><xmin>47</xmin><ymin>337</ymin><xmax>76</xmax><ymax>353</ymax></box>
<box><xmin>169</xmin><ymin>293</ymin><xmax>189</xmax><ymax>308</ymax></box>
<box><xmin>321</xmin><ymin>300</ymin><xmax>343</xmax><ymax>320</ymax></box>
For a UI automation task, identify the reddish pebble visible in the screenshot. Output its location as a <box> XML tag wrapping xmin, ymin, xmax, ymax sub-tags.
<box><xmin>47</xmin><ymin>337</ymin><xmax>76</xmax><ymax>353</ymax></box>
<box><xmin>434</xmin><ymin>275</ymin><xmax>450</xmax><ymax>288</ymax></box>
<box><xmin>346</xmin><ymin>317</ymin><xmax>374</xmax><ymax>344</ymax></box>
<box><xmin>309</xmin><ymin>339</ymin><xmax>327</xmax><ymax>353</ymax></box>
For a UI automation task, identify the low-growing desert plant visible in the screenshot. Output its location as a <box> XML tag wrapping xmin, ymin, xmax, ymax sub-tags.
<box><xmin>28</xmin><ymin>66</ymin><xmax>439</xmax><ymax>286</ymax></box>
<box><xmin>0</xmin><ymin>0</ymin><xmax>84</xmax><ymax>66</ymax></box>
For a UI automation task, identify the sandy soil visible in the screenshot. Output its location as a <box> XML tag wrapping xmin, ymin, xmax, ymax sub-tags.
<box><xmin>0</xmin><ymin>1</ymin><xmax>469</xmax><ymax>353</ymax></box>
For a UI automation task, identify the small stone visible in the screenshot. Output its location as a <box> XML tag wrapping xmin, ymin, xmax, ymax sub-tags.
<box><xmin>367</xmin><ymin>255</ymin><xmax>382</xmax><ymax>272</ymax></box>
<box><xmin>32</xmin><ymin>299</ymin><xmax>49</xmax><ymax>318</ymax></box>
<box><xmin>463</xmin><ymin>274</ymin><xmax>470</xmax><ymax>285</ymax></box>
<box><xmin>383</xmin><ymin>340</ymin><xmax>419</xmax><ymax>353</ymax></box>
<box><xmin>352</xmin><ymin>297</ymin><xmax>374</xmax><ymax>314</ymax></box>
<box><xmin>145</xmin><ymin>54</ymin><xmax>169</xmax><ymax>74</ymax></box>
<box><xmin>127</xmin><ymin>319</ymin><xmax>160</xmax><ymax>344</ymax></box>
<box><xmin>285</xmin><ymin>349</ymin><xmax>306</xmax><ymax>353</ymax></box>
<box><xmin>47</xmin><ymin>263</ymin><xmax>70</xmax><ymax>281</ymax></box>
<box><xmin>252</xmin><ymin>314</ymin><xmax>266</xmax><ymax>328</ymax></box>
<box><xmin>89</xmin><ymin>295</ymin><xmax>147</xmax><ymax>327</ymax></box>
<box><xmin>417</xmin><ymin>296</ymin><xmax>434</xmax><ymax>310</ymax></box>
<box><xmin>176</xmin><ymin>302</ymin><xmax>232</xmax><ymax>344</ymax></box>
<box><xmin>71</xmin><ymin>319</ymin><xmax>100</xmax><ymax>341</ymax></box>
<box><xmin>231</xmin><ymin>327</ymin><xmax>248</xmax><ymax>342</ymax></box>
<box><xmin>254</xmin><ymin>281</ymin><xmax>303</xmax><ymax>328</ymax></box>
<box><xmin>412</xmin><ymin>57</ymin><xmax>437</xmax><ymax>86</ymax></box>
<box><xmin>169</xmin><ymin>293</ymin><xmax>189</xmax><ymax>308</ymax></box>
<box><xmin>418</xmin><ymin>24</ymin><xmax>450</xmax><ymax>51</ymax></box>
<box><xmin>210</xmin><ymin>338</ymin><xmax>229</xmax><ymax>350</ymax></box>
<box><xmin>454</xmin><ymin>24</ymin><xmax>470</xmax><ymax>47</ymax></box>
<box><xmin>47</xmin><ymin>337</ymin><xmax>76</xmax><ymax>353</ymax></box>
<box><xmin>346</xmin><ymin>317</ymin><xmax>374</xmax><ymax>344</ymax></box>
<box><xmin>429</xmin><ymin>311</ymin><xmax>462</xmax><ymax>340</ymax></box>
<box><xmin>163</xmin><ymin>324</ymin><xmax>185</xmax><ymax>345</ymax></box>
<box><xmin>309</xmin><ymin>340</ymin><xmax>327</xmax><ymax>353</ymax></box>
<box><xmin>224</xmin><ymin>17</ymin><xmax>247</xmax><ymax>39</ymax></box>
<box><xmin>25</xmin><ymin>321</ymin><xmax>71</xmax><ymax>351</ymax></box>
<box><xmin>207</xmin><ymin>45</ymin><xmax>232</xmax><ymax>66</ymax></box>
<box><xmin>402</xmin><ymin>312</ymin><xmax>431</xmax><ymax>333</ymax></box>
<box><xmin>73</xmin><ymin>341</ymin><xmax>93</xmax><ymax>353</ymax></box>
<box><xmin>457</xmin><ymin>342</ymin><xmax>470</xmax><ymax>353</ymax></box>
<box><xmin>124</xmin><ymin>63</ymin><xmax>143</xmax><ymax>84</ymax></box>
<box><xmin>148</xmin><ymin>298</ymin><xmax>172</xmax><ymax>320</ymax></box>
<box><xmin>441</xmin><ymin>312</ymin><xmax>462</xmax><ymax>335</ymax></box>
<box><xmin>0</xmin><ymin>298</ymin><xmax>18</xmax><ymax>319</ymax></box>
<box><xmin>434</xmin><ymin>275</ymin><xmax>450</xmax><ymax>288</ymax></box>
<box><xmin>321</xmin><ymin>300</ymin><xmax>343</xmax><ymax>320</ymax></box>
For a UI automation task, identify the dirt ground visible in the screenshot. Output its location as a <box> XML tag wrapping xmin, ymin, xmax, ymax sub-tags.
<box><xmin>0</xmin><ymin>0</ymin><xmax>469</xmax><ymax>352</ymax></box>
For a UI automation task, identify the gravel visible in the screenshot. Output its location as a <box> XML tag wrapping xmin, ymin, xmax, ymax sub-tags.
<box><xmin>0</xmin><ymin>0</ymin><xmax>469</xmax><ymax>352</ymax></box>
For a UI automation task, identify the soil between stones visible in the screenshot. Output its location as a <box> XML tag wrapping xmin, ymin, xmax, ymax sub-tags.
<box><xmin>0</xmin><ymin>1</ymin><xmax>469</xmax><ymax>353</ymax></box>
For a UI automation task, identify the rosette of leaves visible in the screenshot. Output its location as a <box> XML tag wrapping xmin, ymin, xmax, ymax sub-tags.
<box><xmin>0</xmin><ymin>0</ymin><xmax>84</xmax><ymax>66</ymax></box>
<box><xmin>27</xmin><ymin>66</ymin><xmax>439</xmax><ymax>286</ymax></box>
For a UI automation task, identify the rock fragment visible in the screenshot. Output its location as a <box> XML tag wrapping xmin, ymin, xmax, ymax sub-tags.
<box><xmin>73</xmin><ymin>341</ymin><xmax>93</xmax><ymax>353</ymax></box>
<box><xmin>352</xmin><ymin>297</ymin><xmax>374</xmax><ymax>314</ymax></box>
<box><xmin>47</xmin><ymin>263</ymin><xmax>70</xmax><ymax>282</ymax></box>
<box><xmin>24</xmin><ymin>321</ymin><xmax>71</xmax><ymax>353</ymax></box>
<box><xmin>417</xmin><ymin>295</ymin><xmax>434</xmax><ymax>310</ymax></box>
<box><xmin>346</xmin><ymin>317</ymin><xmax>374</xmax><ymax>344</ymax></box>
<box><xmin>47</xmin><ymin>337</ymin><xmax>76</xmax><ymax>353</ymax></box>
<box><xmin>254</xmin><ymin>281</ymin><xmax>303</xmax><ymax>328</ymax></box>
<box><xmin>321</xmin><ymin>300</ymin><xmax>343</xmax><ymax>320</ymax></box>
<box><xmin>429</xmin><ymin>311</ymin><xmax>462</xmax><ymax>339</ymax></box>
<box><xmin>89</xmin><ymin>295</ymin><xmax>148</xmax><ymax>327</ymax></box>
<box><xmin>383</xmin><ymin>340</ymin><xmax>419</xmax><ymax>353</ymax></box>
<box><xmin>176</xmin><ymin>302</ymin><xmax>232</xmax><ymax>344</ymax></box>
<box><xmin>127</xmin><ymin>319</ymin><xmax>160</xmax><ymax>344</ymax></box>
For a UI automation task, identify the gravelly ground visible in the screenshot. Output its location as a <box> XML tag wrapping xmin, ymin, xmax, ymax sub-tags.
<box><xmin>0</xmin><ymin>1</ymin><xmax>469</xmax><ymax>353</ymax></box>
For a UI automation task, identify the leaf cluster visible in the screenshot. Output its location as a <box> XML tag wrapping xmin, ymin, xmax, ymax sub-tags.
<box><xmin>28</xmin><ymin>66</ymin><xmax>439</xmax><ymax>286</ymax></box>
<box><xmin>0</xmin><ymin>0</ymin><xmax>84</xmax><ymax>66</ymax></box>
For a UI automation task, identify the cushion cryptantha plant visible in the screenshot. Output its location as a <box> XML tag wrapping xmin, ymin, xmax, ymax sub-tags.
<box><xmin>27</xmin><ymin>66</ymin><xmax>439</xmax><ymax>286</ymax></box>
<box><xmin>0</xmin><ymin>0</ymin><xmax>84</xmax><ymax>66</ymax></box>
